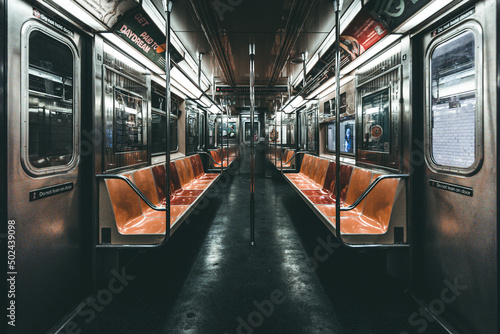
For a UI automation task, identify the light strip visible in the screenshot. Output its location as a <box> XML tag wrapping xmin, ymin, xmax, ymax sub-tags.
<box><xmin>395</xmin><ymin>0</ymin><xmax>454</xmax><ymax>34</ymax></box>
<box><xmin>318</xmin><ymin>75</ymin><xmax>354</xmax><ymax>99</ymax></box>
<box><xmin>306</xmin><ymin>76</ymin><xmax>337</xmax><ymax>100</ymax></box>
<box><xmin>46</xmin><ymin>0</ymin><xmax>107</xmax><ymax>31</ymax></box>
<box><xmin>142</xmin><ymin>0</ymin><xmax>211</xmax><ymax>89</ymax></box>
<box><xmin>340</xmin><ymin>34</ymin><xmax>402</xmax><ymax>76</ymax></box>
<box><xmin>292</xmin><ymin>0</ymin><xmax>362</xmax><ymax>88</ymax></box>
<box><xmin>102</xmin><ymin>33</ymin><xmax>165</xmax><ymax>75</ymax></box>
<box><xmin>170</xmin><ymin>67</ymin><xmax>203</xmax><ymax>99</ymax></box>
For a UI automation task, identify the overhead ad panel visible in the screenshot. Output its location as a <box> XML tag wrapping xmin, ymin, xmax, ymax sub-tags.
<box><xmin>366</xmin><ymin>0</ymin><xmax>432</xmax><ymax>30</ymax></box>
<box><xmin>114</xmin><ymin>7</ymin><xmax>168</xmax><ymax>70</ymax></box>
<box><xmin>340</xmin><ymin>9</ymin><xmax>388</xmax><ymax>62</ymax></box>
<box><xmin>73</xmin><ymin>0</ymin><xmax>140</xmax><ymax>29</ymax></box>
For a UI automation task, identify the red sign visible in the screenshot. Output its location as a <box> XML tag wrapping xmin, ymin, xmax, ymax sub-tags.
<box><xmin>340</xmin><ymin>9</ymin><xmax>388</xmax><ymax>61</ymax></box>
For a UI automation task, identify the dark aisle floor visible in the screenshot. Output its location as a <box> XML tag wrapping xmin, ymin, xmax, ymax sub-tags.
<box><xmin>77</xmin><ymin>172</ymin><xmax>448</xmax><ymax>334</ymax></box>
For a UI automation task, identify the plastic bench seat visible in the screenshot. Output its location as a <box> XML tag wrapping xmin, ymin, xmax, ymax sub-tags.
<box><xmin>105</xmin><ymin>174</ymin><xmax>166</xmax><ymax>235</ymax></box>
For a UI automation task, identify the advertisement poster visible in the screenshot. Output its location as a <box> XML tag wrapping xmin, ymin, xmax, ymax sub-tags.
<box><xmin>340</xmin><ymin>9</ymin><xmax>388</xmax><ymax>62</ymax></box>
<box><xmin>362</xmin><ymin>88</ymin><xmax>391</xmax><ymax>152</ymax></box>
<box><xmin>114</xmin><ymin>7</ymin><xmax>167</xmax><ymax>69</ymax></box>
<box><xmin>222</xmin><ymin>122</ymin><xmax>237</xmax><ymax>140</ymax></box>
<box><xmin>269</xmin><ymin>125</ymin><xmax>287</xmax><ymax>145</ymax></box>
<box><xmin>74</xmin><ymin>0</ymin><xmax>138</xmax><ymax>28</ymax></box>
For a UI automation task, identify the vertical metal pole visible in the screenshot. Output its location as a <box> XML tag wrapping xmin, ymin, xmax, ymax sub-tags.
<box><xmin>197</xmin><ymin>52</ymin><xmax>203</xmax><ymax>87</ymax></box>
<box><xmin>280</xmin><ymin>111</ymin><xmax>284</xmax><ymax>174</ymax></box>
<box><xmin>274</xmin><ymin>105</ymin><xmax>278</xmax><ymax>168</ymax></box>
<box><xmin>164</xmin><ymin>0</ymin><xmax>173</xmax><ymax>240</ymax></box>
<box><xmin>250</xmin><ymin>43</ymin><xmax>256</xmax><ymax>246</ymax></box>
<box><xmin>302</xmin><ymin>52</ymin><xmax>307</xmax><ymax>87</ymax></box>
<box><xmin>334</xmin><ymin>0</ymin><xmax>343</xmax><ymax>243</ymax></box>
<box><xmin>219</xmin><ymin>112</ymin><xmax>223</xmax><ymax>174</ymax></box>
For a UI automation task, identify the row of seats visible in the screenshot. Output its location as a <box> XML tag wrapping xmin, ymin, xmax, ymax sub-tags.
<box><xmin>267</xmin><ymin>148</ymin><xmax>295</xmax><ymax>169</ymax></box>
<box><xmin>104</xmin><ymin>154</ymin><xmax>220</xmax><ymax>236</ymax></box>
<box><xmin>209</xmin><ymin>146</ymin><xmax>237</xmax><ymax>168</ymax></box>
<box><xmin>284</xmin><ymin>154</ymin><xmax>404</xmax><ymax>237</ymax></box>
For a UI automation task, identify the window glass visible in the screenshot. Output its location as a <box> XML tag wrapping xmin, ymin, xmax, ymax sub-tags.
<box><xmin>430</xmin><ymin>31</ymin><xmax>477</xmax><ymax>168</ymax></box>
<box><xmin>362</xmin><ymin>88</ymin><xmax>390</xmax><ymax>152</ymax></box>
<box><xmin>199</xmin><ymin>113</ymin><xmax>206</xmax><ymax>149</ymax></box>
<box><xmin>28</xmin><ymin>31</ymin><xmax>75</xmax><ymax>168</ymax></box>
<box><xmin>170</xmin><ymin>117</ymin><xmax>178</xmax><ymax>152</ymax></box>
<box><xmin>244</xmin><ymin>121</ymin><xmax>259</xmax><ymax>142</ymax></box>
<box><xmin>115</xmin><ymin>88</ymin><xmax>145</xmax><ymax>152</ymax></box>
<box><xmin>326</xmin><ymin>118</ymin><xmax>355</xmax><ymax>154</ymax></box>
<box><xmin>151</xmin><ymin>112</ymin><xmax>178</xmax><ymax>154</ymax></box>
<box><xmin>307</xmin><ymin>110</ymin><xmax>316</xmax><ymax>151</ymax></box>
<box><xmin>208</xmin><ymin>116</ymin><xmax>216</xmax><ymax>148</ymax></box>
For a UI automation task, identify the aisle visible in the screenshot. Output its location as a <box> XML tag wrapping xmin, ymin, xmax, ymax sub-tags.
<box><xmin>77</xmin><ymin>173</ymin><xmax>446</xmax><ymax>334</ymax></box>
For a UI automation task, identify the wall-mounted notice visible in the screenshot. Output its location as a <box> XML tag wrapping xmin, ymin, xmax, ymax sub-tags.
<box><xmin>340</xmin><ymin>9</ymin><xmax>388</xmax><ymax>62</ymax></box>
<box><xmin>114</xmin><ymin>7</ymin><xmax>167</xmax><ymax>69</ymax></box>
<box><xmin>74</xmin><ymin>0</ymin><xmax>139</xmax><ymax>28</ymax></box>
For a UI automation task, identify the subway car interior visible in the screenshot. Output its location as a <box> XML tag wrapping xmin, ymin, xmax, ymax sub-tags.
<box><xmin>1</xmin><ymin>0</ymin><xmax>498</xmax><ymax>333</ymax></box>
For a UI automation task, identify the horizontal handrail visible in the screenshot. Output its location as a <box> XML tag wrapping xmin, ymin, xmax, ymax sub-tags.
<box><xmin>96</xmin><ymin>174</ymin><xmax>166</xmax><ymax>212</ymax></box>
<box><xmin>278</xmin><ymin>149</ymin><xmax>293</xmax><ymax>160</ymax></box>
<box><xmin>197</xmin><ymin>151</ymin><xmax>223</xmax><ymax>167</ymax></box>
<box><xmin>283</xmin><ymin>150</ymin><xmax>297</xmax><ymax>165</ymax></box>
<box><xmin>340</xmin><ymin>174</ymin><xmax>410</xmax><ymax>211</ymax></box>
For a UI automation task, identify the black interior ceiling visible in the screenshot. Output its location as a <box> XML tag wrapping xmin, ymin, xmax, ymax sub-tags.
<box><xmin>165</xmin><ymin>0</ymin><xmax>354</xmax><ymax>109</ymax></box>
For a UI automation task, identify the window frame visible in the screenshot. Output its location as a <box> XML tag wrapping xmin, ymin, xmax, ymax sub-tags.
<box><xmin>360</xmin><ymin>86</ymin><xmax>392</xmax><ymax>154</ymax></box>
<box><xmin>20</xmin><ymin>21</ymin><xmax>80</xmax><ymax>177</ymax></box>
<box><xmin>424</xmin><ymin>21</ymin><xmax>484</xmax><ymax>175</ymax></box>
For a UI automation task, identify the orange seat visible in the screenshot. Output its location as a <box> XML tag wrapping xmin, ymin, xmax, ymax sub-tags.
<box><xmin>105</xmin><ymin>175</ymin><xmax>166</xmax><ymax>235</ymax></box>
<box><xmin>175</xmin><ymin>159</ymin><xmax>210</xmax><ymax>191</ymax></box>
<box><xmin>189</xmin><ymin>155</ymin><xmax>219</xmax><ymax>180</ymax></box>
<box><xmin>132</xmin><ymin>168</ymin><xmax>164</xmax><ymax>217</ymax></box>
<box><xmin>152</xmin><ymin>164</ymin><xmax>199</xmax><ymax>206</ymax></box>
<box><xmin>306</xmin><ymin>164</ymin><xmax>353</xmax><ymax>205</ymax></box>
<box><xmin>326</xmin><ymin>175</ymin><xmax>399</xmax><ymax>234</ymax></box>
<box><xmin>316</xmin><ymin>168</ymin><xmax>373</xmax><ymax>218</ymax></box>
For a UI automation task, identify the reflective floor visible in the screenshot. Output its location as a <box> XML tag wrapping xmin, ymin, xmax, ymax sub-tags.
<box><xmin>78</xmin><ymin>171</ymin><xmax>447</xmax><ymax>334</ymax></box>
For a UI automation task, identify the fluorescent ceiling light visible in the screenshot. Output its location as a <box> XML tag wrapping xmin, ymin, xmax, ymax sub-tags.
<box><xmin>210</xmin><ymin>105</ymin><xmax>221</xmax><ymax>114</ymax></box>
<box><xmin>306</xmin><ymin>76</ymin><xmax>336</xmax><ymax>100</ymax></box>
<box><xmin>395</xmin><ymin>0</ymin><xmax>454</xmax><ymax>33</ymax></box>
<box><xmin>46</xmin><ymin>0</ymin><xmax>107</xmax><ymax>31</ymax></box>
<box><xmin>199</xmin><ymin>96</ymin><xmax>212</xmax><ymax>108</ymax></box>
<box><xmin>102</xmin><ymin>33</ymin><xmax>165</xmax><ymax>75</ymax></box>
<box><xmin>291</xmin><ymin>96</ymin><xmax>304</xmax><ymax>108</ymax></box>
<box><xmin>340</xmin><ymin>34</ymin><xmax>402</xmax><ymax>76</ymax></box>
<box><xmin>284</xmin><ymin>104</ymin><xmax>293</xmax><ymax>113</ymax></box>
<box><xmin>293</xmin><ymin>0</ymin><xmax>362</xmax><ymax>88</ymax></box>
<box><xmin>171</xmin><ymin>67</ymin><xmax>203</xmax><ymax>99</ymax></box>
<box><xmin>318</xmin><ymin>75</ymin><xmax>354</xmax><ymax>99</ymax></box>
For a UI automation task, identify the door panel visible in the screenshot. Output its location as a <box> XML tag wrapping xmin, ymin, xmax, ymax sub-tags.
<box><xmin>7</xmin><ymin>2</ymin><xmax>89</xmax><ymax>333</ymax></box>
<box><xmin>413</xmin><ymin>2</ymin><xmax>497</xmax><ymax>333</ymax></box>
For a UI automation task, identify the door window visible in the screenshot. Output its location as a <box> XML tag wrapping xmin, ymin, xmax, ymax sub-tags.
<box><xmin>427</xmin><ymin>25</ymin><xmax>482</xmax><ymax>173</ymax></box>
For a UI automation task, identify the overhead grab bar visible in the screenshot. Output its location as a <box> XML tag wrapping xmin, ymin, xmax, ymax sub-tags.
<box><xmin>340</xmin><ymin>174</ymin><xmax>410</xmax><ymax>211</ymax></box>
<box><xmin>96</xmin><ymin>174</ymin><xmax>166</xmax><ymax>212</ymax></box>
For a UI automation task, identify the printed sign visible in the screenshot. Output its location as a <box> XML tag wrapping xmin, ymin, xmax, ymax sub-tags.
<box><xmin>430</xmin><ymin>180</ymin><xmax>473</xmax><ymax>197</ymax></box>
<box><xmin>114</xmin><ymin>7</ymin><xmax>167</xmax><ymax>69</ymax></box>
<box><xmin>30</xmin><ymin>183</ymin><xmax>74</xmax><ymax>202</ymax></box>
<box><xmin>431</xmin><ymin>7</ymin><xmax>475</xmax><ymax>37</ymax></box>
<box><xmin>366</xmin><ymin>0</ymin><xmax>432</xmax><ymax>30</ymax></box>
<box><xmin>73</xmin><ymin>0</ymin><xmax>139</xmax><ymax>28</ymax></box>
<box><xmin>33</xmin><ymin>8</ymin><xmax>74</xmax><ymax>36</ymax></box>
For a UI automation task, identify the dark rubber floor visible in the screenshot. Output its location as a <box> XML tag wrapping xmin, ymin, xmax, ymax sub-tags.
<box><xmin>77</xmin><ymin>172</ymin><xmax>448</xmax><ymax>334</ymax></box>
